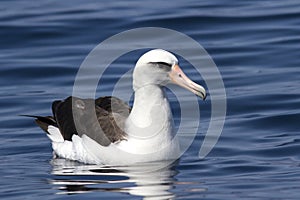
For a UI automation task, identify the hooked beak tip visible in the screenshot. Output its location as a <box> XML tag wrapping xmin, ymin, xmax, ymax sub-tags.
<box><xmin>201</xmin><ymin>92</ymin><xmax>207</xmax><ymax>100</ymax></box>
<box><xmin>196</xmin><ymin>86</ymin><xmax>207</xmax><ymax>100</ymax></box>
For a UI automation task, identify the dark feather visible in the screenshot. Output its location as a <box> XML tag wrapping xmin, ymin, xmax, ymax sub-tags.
<box><xmin>30</xmin><ymin>96</ymin><xmax>131</xmax><ymax>146</ymax></box>
<box><xmin>20</xmin><ymin>115</ymin><xmax>57</xmax><ymax>134</ymax></box>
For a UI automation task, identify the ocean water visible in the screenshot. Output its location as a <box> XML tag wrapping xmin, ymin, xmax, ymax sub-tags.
<box><xmin>1</xmin><ymin>0</ymin><xmax>300</xmax><ymax>199</ymax></box>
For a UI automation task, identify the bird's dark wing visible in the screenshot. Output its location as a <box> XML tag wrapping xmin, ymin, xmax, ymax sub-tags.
<box><xmin>50</xmin><ymin>96</ymin><xmax>130</xmax><ymax>146</ymax></box>
<box><xmin>95</xmin><ymin>96</ymin><xmax>131</xmax><ymax>143</ymax></box>
<box><xmin>21</xmin><ymin>115</ymin><xmax>57</xmax><ymax>135</ymax></box>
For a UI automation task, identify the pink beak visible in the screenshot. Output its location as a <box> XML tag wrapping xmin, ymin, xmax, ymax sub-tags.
<box><xmin>169</xmin><ymin>64</ymin><xmax>206</xmax><ymax>100</ymax></box>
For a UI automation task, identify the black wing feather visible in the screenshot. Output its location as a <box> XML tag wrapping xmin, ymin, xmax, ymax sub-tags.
<box><xmin>49</xmin><ymin>96</ymin><xmax>130</xmax><ymax>146</ymax></box>
<box><xmin>21</xmin><ymin>115</ymin><xmax>57</xmax><ymax>134</ymax></box>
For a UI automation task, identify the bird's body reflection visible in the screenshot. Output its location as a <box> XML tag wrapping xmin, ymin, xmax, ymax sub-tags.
<box><xmin>50</xmin><ymin>158</ymin><xmax>179</xmax><ymax>199</ymax></box>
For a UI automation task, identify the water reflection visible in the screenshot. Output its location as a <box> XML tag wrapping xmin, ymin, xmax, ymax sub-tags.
<box><xmin>50</xmin><ymin>158</ymin><xmax>179</xmax><ymax>199</ymax></box>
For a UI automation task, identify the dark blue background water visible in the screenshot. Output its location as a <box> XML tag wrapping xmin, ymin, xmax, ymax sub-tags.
<box><xmin>1</xmin><ymin>0</ymin><xmax>300</xmax><ymax>199</ymax></box>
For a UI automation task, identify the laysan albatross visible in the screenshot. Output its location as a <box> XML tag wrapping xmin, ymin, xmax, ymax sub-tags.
<box><xmin>28</xmin><ymin>49</ymin><xmax>206</xmax><ymax>165</ymax></box>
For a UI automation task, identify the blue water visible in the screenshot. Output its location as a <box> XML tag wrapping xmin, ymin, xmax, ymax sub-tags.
<box><xmin>1</xmin><ymin>0</ymin><xmax>300</xmax><ymax>199</ymax></box>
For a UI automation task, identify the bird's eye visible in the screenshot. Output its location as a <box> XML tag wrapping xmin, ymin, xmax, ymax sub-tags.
<box><xmin>149</xmin><ymin>62</ymin><xmax>172</xmax><ymax>68</ymax></box>
<box><xmin>156</xmin><ymin>62</ymin><xmax>172</xmax><ymax>67</ymax></box>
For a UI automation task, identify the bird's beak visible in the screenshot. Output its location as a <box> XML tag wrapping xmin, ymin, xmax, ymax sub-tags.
<box><xmin>169</xmin><ymin>64</ymin><xmax>206</xmax><ymax>100</ymax></box>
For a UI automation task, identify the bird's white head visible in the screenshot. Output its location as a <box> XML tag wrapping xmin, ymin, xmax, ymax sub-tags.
<box><xmin>133</xmin><ymin>49</ymin><xmax>206</xmax><ymax>100</ymax></box>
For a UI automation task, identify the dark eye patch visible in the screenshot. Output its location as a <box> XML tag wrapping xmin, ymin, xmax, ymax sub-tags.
<box><xmin>149</xmin><ymin>62</ymin><xmax>172</xmax><ymax>68</ymax></box>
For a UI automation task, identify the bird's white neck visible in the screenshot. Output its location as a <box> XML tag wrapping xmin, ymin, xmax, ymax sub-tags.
<box><xmin>125</xmin><ymin>84</ymin><xmax>174</xmax><ymax>140</ymax></box>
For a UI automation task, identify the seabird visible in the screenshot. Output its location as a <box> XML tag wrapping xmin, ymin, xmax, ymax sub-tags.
<box><xmin>27</xmin><ymin>49</ymin><xmax>206</xmax><ymax>165</ymax></box>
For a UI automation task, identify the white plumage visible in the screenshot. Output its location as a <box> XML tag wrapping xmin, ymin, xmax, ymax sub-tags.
<box><xmin>35</xmin><ymin>49</ymin><xmax>206</xmax><ymax>165</ymax></box>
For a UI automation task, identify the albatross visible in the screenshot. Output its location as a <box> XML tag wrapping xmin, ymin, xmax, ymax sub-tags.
<box><xmin>28</xmin><ymin>49</ymin><xmax>206</xmax><ymax>165</ymax></box>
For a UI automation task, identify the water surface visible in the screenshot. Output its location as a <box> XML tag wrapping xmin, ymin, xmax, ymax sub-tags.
<box><xmin>1</xmin><ymin>0</ymin><xmax>300</xmax><ymax>199</ymax></box>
